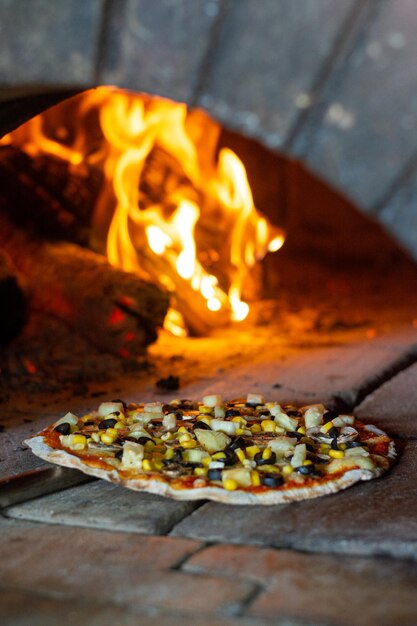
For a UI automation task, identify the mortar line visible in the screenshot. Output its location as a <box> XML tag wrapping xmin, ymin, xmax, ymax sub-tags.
<box><xmin>165</xmin><ymin>499</ymin><xmax>208</xmax><ymax>537</ymax></box>
<box><xmin>189</xmin><ymin>0</ymin><xmax>232</xmax><ymax>107</ymax></box>
<box><xmin>170</xmin><ymin>540</ymin><xmax>213</xmax><ymax>571</ymax></box>
<box><xmin>351</xmin><ymin>352</ymin><xmax>417</xmax><ymax>410</ymax></box>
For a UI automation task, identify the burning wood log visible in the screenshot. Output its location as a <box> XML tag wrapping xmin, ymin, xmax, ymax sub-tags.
<box><xmin>0</xmin><ymin>214</ymin><xmax>169</xmax><ymax>359</ymax></box>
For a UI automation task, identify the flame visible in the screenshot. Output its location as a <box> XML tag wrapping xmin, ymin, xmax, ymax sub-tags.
<box><xmin>2</xmin><ymin>88</ymin><xmax>285</xmax><ymax>335</ymax></box>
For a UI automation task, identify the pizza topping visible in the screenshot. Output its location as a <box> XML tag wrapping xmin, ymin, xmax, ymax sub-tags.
<box><xmin>38</xmin><ymin>395</ymin><xmax>393</xmax><ymax>497</ymax></box>
<box><xmin>98</xmin><ymin>402</ymin><xmax>125</xmax><ymax>417</ymax></box>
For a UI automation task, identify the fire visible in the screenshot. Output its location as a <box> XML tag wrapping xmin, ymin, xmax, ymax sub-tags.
<box><xmin>2</xmin><ymin>87</ymin><xmax>285</xmax><ymax>335</ymax></box>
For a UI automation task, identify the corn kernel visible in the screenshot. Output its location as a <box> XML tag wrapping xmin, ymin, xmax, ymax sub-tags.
<box><xmin>161</xmin><ymin>432</ymin><xmax>174</xmax><ymax>441</ymax></box>
<box><xmin>223</xmin><ymin>479</ymin><xmax>238</xmax><ymax>491</ymax></box>
<box><xmin>81</xmin><ymin>415</ymin><xmax>92</xmax><ymax>423</ymax></box>
<box><xmin>321</xmin><ymin>421</ymin><xmax>334</xmax><ymax>433</ymax></box>
<box><xmin>177</xmin><ymin>426</ymin><xmax>188</xmax><ymax>434</ymax></box>
<box><xmin>72</xmin><ymin>434</ymin><xmax>86</xmax><ymax>446</ymax></box>
<box><xmin>236</xmin><ymin>428</ymin><xmax>246</xmax><ymax>436</ymax></box>
<box><xmin>165</xmin><ymin>447</ymin><xmax>175</xmax><ymax>460</ymax></box>
<box><xmin>144</xmin><ymin>440</ymin><xmax>155</xmax><ymax>452</ymax></box>
<box><xmin>282</xmin><ymin>464</ymin><xmax>294</xmax><ymax>476</ymax></box>
<box><xmin>251</xmin><ymin>470</ymin><xmax>261</xmax><ymax>487</ymax></box>
<box><xmin>114</xmin><ymin>421</ymin><xmax>125</xmax><ymax>430</ymax></box>
<box><xmin>212</xmin><ymin>452</ymin><xmax>226</xmax><ymax>460</ymax></box>
<box><xmin>197</xmin><ymin>416</ymin><xmax>211</xmax><ymax>425</ymax></box>
<box><xmin>153</xmin><ymin>438</ymin><xmax>164</xmax><ymax>445</ymax></box>
<box><xmin>101</xmin><ymin>433</ymin><xmax>117</xmax><ymax>444</ymax></box>
<box><xmin>319</xmin><ymin>444</ymin><xmax>330</xmax><ymax>453</ymax></box>
<box><xmin>261</xmin><ymin>419</ymin><xmax>276</xmax><ymax>433</ymax></box>
<box><xmin>194</xmin><ymin>467</ymin><xmax>207</xmax><ymax>477</ymax></box>
<box><xmin>142</xmin><ymin>459</ymin><xmax>153</xmax><ymax>471</ymax></box>
<box><xmin>303</xmin><ymin>460</ymin><xmax>313</xmax><ymax>466</ymax></box>
<box><xmin>262</xmin><ymin>447</ymin><xmax>273</xmax><ymax>460</ymax></box>
<box><xmin>250</xmin><ymin>423</ymin><xmax>262</xmax><ymax>434</ymax></box>
<box><xmin>339</xmin><ymin>443</ymin><xmax>347</xmax><ymax>450</ymax></box>
<box><xmin>246</xmin><ymin>445</ymin><xmax>261</xmax><ymax>459</ymax></box>
<box><xmin>258</xmin><ymin>464</ymin><xmax>280</xmax><ymax>473</ymax></box>
<box><xmin>329</xmin><ymin>449</ymin><xmax>344</xmax><ymax>459</ymax></box>
<box><xmin>106</xmin><ymin>428</ymin><xmax>118</xmax><ymax>437</ymax></box>
<box><xmin>182</xmin><ymin>439</ymin><xmax>197</xmax><ymax>449</ymax></box>
<box><xmin>202</xmin><ymin>456</ymin><xmax>212</xmax><ymax>467</ymax></box>
<box><xmin>179</xmin><ymin>433</ymin><xmax>192</xmax><ymax>443</ymax></box>
<box><xmin>235</xmin><ymin>448</ymin><xmax>246</xmax><ymax>463</ymax></box>
<box><xmin>231</xmin><ymin>416</ymin><xmax>242</xmax><ymax>423</ymax></box>
<box><xmin>153</xmin><ymin>460</ymin><xmax>164</xmax><ymax>471</ymax></box>
<box><xmin>199</xmin><ymin>405</ymin><xmax>213</xmax><ymax>414</ymax></box>
<box><xmin>297</xmin><ymin>426</ymin><xmax>306</xmax><ymax>435</ymax></box>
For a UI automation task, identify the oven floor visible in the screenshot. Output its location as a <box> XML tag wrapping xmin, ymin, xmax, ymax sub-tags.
<box><xmin>1</xmin><ymin>318</ymin><xmax>417</xmax><ymax>625</ymax></box>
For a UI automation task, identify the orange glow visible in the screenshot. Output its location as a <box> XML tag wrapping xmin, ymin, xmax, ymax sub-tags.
<box><xmin>3</xmin><ymin>88</ymin><xmax>285</xmax><ymax>335</ymax></box>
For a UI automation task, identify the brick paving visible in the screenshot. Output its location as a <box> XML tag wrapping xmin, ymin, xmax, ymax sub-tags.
<box><xmin>1</xmin><ymin>332</ymin><xmax>417</xmax><ymax>624</ymax></box>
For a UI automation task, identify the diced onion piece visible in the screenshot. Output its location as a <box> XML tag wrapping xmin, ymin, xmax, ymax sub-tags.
<box><xmin>202</xmin><ymin>395</ymin><xmax>222</xmax><ymax>407</ymax></box>
<box><xmin>163</xmin><ymin>413</ymin><xmax>177</xmax><ymax>431</ymax></box>
<box><xmin>291</xmin><ymin>443</ymin><xmax>307</xmax><ymax>468</ymax></box>
<box><xmin>121</xmin><ymin>441</ymin><xmax>144</xmax><ymax>470</ymax></box>
<box><xmin>130</xmin><ymin>411</ymin><xmax>153</xmax><ymax>426</ymax></box>
<box><xmin>332</xmin><ymin>415</ymin><xmax>355</xmax><ymax>427</ymax></box>
<box><xmin>304</xmin><ymin>405</ymin><xmax>325</xmax><ymax>429</ymax></box>
<box><xmin>59</xmin><ymin>434</ymin><xmax>87</xmax><ymax>451</ymax></box>
<box><xmin>144</xmin><ymin>402</ymin><xmax>163</xmax><ymax>415</ymax></box>
<box><xmin>222</xmin><ymin>467</ymin><xmax>252</xmax><ymax>488</ymax></box>
<box><xmin>98</xmin><ymin>402</ymin><xmax>125</xmax><ymax>417</ymax></box>
<box><xmin>210</xmin><ymin>419</ymin><xmax>239</xmax><ymax>436</ymax></box>
<box><xmin>272</xmin><ymin>411</ymin><xmax>298</xmax><ymax>431</ymax></box>
<box><xmin>268</xmin><ymin>437</ymin><xmax>297</xmax><ymax>457</ymax></box>
<box><xmin>325</xmin><ymin>456</ymin><xmax>375</xmax><ymax>473</ymax></box>
<box><xmin>127</xmin><ymin>424</ymin><xmax>150</xmax><ymax>440</ymax></box>
<box><xmin>214</xmin><ymin>406</ymin><xmax>226</xmax><ymax>418</ymax></box>
<box><xmin>54</xmin><ymin>412</ymin><xmax>79</xmax><ymax>427</ymax></box>
<box><xmin>194</xmin><ymin>429</ymin><xmax>231</xmax><ymax>453</ymax></box>
<box><xmin>247</xmin><ymin>393</ymin><xmax>264</xmax><ymax>405</ymax></box>
<box><xmin>183</xmin><ymin>449</ymin><xmax>210</xmax><ymax>464</ymax></box>
<box><xmin>345</xmin><ymin>447</ymin><xmax>370</xmax><ymax>457</ymax></box>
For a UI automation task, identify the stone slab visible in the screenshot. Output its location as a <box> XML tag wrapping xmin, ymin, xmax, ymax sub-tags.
<box><xmin>378</xmin><ymin>168</ymin><xmax>417</xmax><ymax>262</ymax></box>
<box><xmin>168</xmin><ymin>331</ymin><xmax>417</xmax><ymax>409</ymax></box>
<box><xmin>0</xmin><ymin>0</ymin><xmax>102</xmax><ymax>85</ymax></box>
<box><xmin>356</xmin><ymin>362</ymin><xmax>417</xmax><ymax>438</ymax></box>
<box><xmin>184</xmin><ymin>545</ymin><xmax>417</xmax><ymax>626</ymax></box>
<box><xmin>172</xmin><ymin>440</ymin><xmax>417</xmax><ymax>560</ymax></box>
<box><xmin>293</xmin><ymin>0</ymin><xmax>417</xmax><ymax>212</ymax></box>
<box><xmin>0</xmin><ymin>589</ymin><xmax>277</xmax><ymax>626</ymax></box>
<box><xmin>0</xmin><ymin>518</ymin><xmax>254</xmax><ymax>615</ymax></box>
<box><xmin>101</xmin><ymin>0</ymin><xmax>219</xmax><ymax>103</ymax></box>
<box><xmin>5</xmin><ymin>480</ymin><xmax>199</xmax><ymax>535</ymax></box>
<box><xmin>197</xmin><ymin>0</ymin><xmax>355</xmax><ymax>148</ymax></box>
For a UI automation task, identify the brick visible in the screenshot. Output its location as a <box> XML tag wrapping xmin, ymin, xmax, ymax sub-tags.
<box><xmin>0</xmin><ymin>516</ymin><xmax>201</xmax><ymax>570</ymax></box>
<box><xmin>198</xmin><ymin>0</ymin><xmax>355</xmax><ymax>148</ymax></box>
<box><xmin>249</xmin><ymin>556</ymin><xmax>417</xmax><ymax>626</ymax></box>
<box><xmin>174</xmin><ymin>331</ymin><xmax>417</xmax><ymax>409</ymax></box>
<box><xmin>101</xmin><ymin>0</ymin><xmax>218</xmax><ymax>103</ymax></box>
<box><xmin>0</xmin><ymin>0</ymin><xmax>101</xmax><ymax>85</ymax></box>
<box><xmin>172</xmin><ymin>440</ymin><xmax>417</xmax><ymax>560</ymax></box>
<box><xmin>0</xmin><ymin>590</ymin><xmax>141</xmax><ymax>626</ymax></box>
<box><xmin>0</xmin><ymin>589</ymin><xmax>272</xmax><ymax>626</ymax></box>
<box><xmin>0</xmin><ymin>518</ymin><xmax>253</xmax><ymax>614</ymax></box>
<box><xmin>5</xmin><ymin>480</ymin><xmax>199</xmax><ymax>535</ymax></box>
<box><xmin>356</xmin><ymin>362</ymin><xmax>417</xmax><ymax>438</ymax></box>
<box><xmin>184</xmin><ymin>544</ymin><xmax>417</xmax><ymax>626</ymax></box>
<box><xmin>293</xmin><ymin>0</ymin><xmax>417</xmax><ymax>211</ymax></box>
<box><xmin>378</xmin><ymin>169</ymin><xmax>417</xmax><ymax>263</ymax></box>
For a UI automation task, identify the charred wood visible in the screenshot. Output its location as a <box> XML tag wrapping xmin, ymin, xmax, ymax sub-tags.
<box><xmin>0</xmin><ymin>214</ymin><xmax>169</xmax><ymax>360</ymax></box>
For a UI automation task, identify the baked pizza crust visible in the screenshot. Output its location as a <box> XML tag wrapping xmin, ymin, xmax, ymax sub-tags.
<box><xmin>25</xmin><ymin>435</ymin><xmax>395</xmax><ymax>505</ymax></box>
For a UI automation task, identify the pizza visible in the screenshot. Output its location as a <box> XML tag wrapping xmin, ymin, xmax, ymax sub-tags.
<box><xmin>25</xmin><ymin>394</ymin><xmax>396</xmax><ymax>505</ymax></box>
